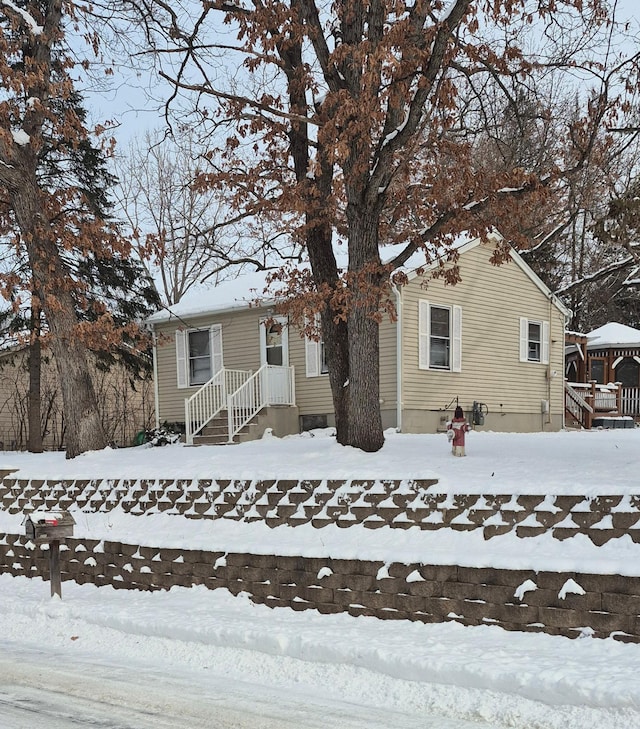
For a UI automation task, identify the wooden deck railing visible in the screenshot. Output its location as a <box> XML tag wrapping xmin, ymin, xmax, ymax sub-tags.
<box><xmin>565</xmin><ymin>380</ymin><xmax>622</xmax><ymax>429</ymax></box>
<box><xmin>565</xmin><ymin>382</ymin><xmax>594</xmax><ymax>428</ymax></box>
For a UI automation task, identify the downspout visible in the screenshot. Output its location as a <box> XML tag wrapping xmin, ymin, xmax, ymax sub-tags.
<box><xmin>546</xmin><ymin>295</ymin><xmax>555</xmax><ymax>429</ymax></box>
<box><xmin>152</xmin><ymin>326</ymin><xmax>160</xmax><ymax>430</ymax></box>
<box><xmin>393</xmin><ymin>283</ymin><xmax>403</xmax><ymax>432</ymax></box>
<box><xmin>562</xmin><ymin>309</ymin><xmax>568</xmax><ymax>431</ymax></box>
<box><xmin>548</xmin><ymin>294</ymin><xmax>565</xmax><ymax>430</ymax></box>
<box><xmin>547</xmin><ymin>296</ymin><xmax>553</xmax><ymax>428</ymax></box>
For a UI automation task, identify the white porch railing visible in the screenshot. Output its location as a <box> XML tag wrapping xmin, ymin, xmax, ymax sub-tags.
<box><xmin>621</xmin><ymin>387</ymin><xmax>640</xmax><ymax>417</ymax></box>
<box><xmin>185</xmin><ymin>368</ymin><xmax>251</xmax><ymax>444</ymax></box>
<box><xmin>227</xmin><ymin>364</ymin><xmax>295</xmax><ymax>443</ymax></box>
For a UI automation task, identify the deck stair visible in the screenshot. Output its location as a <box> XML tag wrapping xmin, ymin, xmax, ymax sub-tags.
<box><xmin>564</xmin><ymin>380</ymin><xmax>623</xmax><ymax>429</ymax></box>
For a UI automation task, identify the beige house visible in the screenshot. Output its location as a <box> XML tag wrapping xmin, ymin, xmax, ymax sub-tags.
<box><xmin>148</xmin><ymin>235</ymin><xmax>570</xmax><ymax>444</ymax></box>
<box><xmin>0</xmin><ymin>345</ymin><xmax>154</xmax><ymax>451</ymax></box>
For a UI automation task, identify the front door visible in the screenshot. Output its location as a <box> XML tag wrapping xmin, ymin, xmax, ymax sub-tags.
<box><xmin>260</xmin><ymin>316</ymin><xmax>290</xmax><ymax>404</ymax></box>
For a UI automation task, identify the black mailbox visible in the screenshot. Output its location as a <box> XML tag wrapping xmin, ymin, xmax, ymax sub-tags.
<box><xmin>24</xmin><ymin>511</ymin><xmax>75</xmax><ymax>542</ymax></box>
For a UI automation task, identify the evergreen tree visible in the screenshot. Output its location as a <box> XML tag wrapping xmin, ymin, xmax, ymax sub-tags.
<box><xmin>0</xmin><ymin>0</ymin><xmax>159</xmax><ymax>457</ymax></box>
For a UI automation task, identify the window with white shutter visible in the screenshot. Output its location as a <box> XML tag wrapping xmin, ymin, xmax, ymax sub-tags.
<box><xmin>519</xmin><ymin>318</ymin><xmax>549</xmax><ymax>364</ymax></box>
<box><xmin>176</xmin><ymin>324</ymin><xmax>223</xmax><ymax>388</ymax></box>
<box><xmin>418</xmin><ymin>300</ymin><xmax>462</xmax><ymax>372</ymax></box>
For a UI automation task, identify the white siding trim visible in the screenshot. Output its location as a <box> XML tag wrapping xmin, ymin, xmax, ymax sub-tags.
<box><xmin>452</xmin><ymin>305</ymin><xmax>462</xmax><ymax>372</ymax></box>
<box><xmin>541</xmin><ymin>320</ymin><xmax>550</xmax><ymax>365</ymax></box>
<box><xmin>418</xmin><ymin>299</ymin><xmax>430</xmax><ymax>370</ymax></box>
<box><xmin>175</xmin><ymin>329</ymin><xmax>188</xmax><ymax>389</ymax></box>
<box><xmin>519</xmin><ymin>317</ymin><xmax>528</xmax><ymax>363</ymax></box>
<box><xmin>210</xmin><ymin>324</ymin><xmax>223</xmax><ymax>374</ymax></box>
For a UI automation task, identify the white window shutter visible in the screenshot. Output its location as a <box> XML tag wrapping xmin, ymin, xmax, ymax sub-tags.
<box><xmin>418</xmin><ymin>300</ymin><xmax>430</xmax><ymax>370</ymax></box>
<box><xmin>542</xmin><ymin>320</ymin><xmax>550</xmax><ymax>365</ymax></box>
<box><xmin>259</xmin><ymin>319</ymin><xmax>267</xmax><ymax>366</ymax></box>
<box><xmin>280</xmin><ymin>318</ymin><xmax>290</xmax><ymax>367</ymax></box>
<box><xmin>305</xmin><ymin>314</ymin><xmax>320</xmax><ymax>377</ymax></box>
<box><xmin>305</xmin><ymin>337</ymin><xmax>320</xmax><ymax>377</ymax></box>
<box><xmin>176</xmin><ymin>329</ymin><xmax>188</xmax><ymax>389</ymax></box>
<box><xmin>519</xmin><ymin>317</ymin><xmax>528</xmax><ymax>362</ymax></box>
<box><xmin>452</xmin><ymin>305</ymin><xmax>462</xmax><ymax>372</ymax></box>
<box><xmin>210</xmin><ymin>324</ymin><xmax>223</xmax><ymax>374</ymax></box>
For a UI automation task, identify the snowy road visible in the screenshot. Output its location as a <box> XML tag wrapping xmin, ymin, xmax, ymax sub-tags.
<box><xmin>0</xmin><ymin>645</ymin><xmax>505</xmax><ymax>729</ymax></box>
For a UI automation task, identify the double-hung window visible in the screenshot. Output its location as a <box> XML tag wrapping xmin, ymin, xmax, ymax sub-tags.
<box><xmin>519</xmin><ymin>318</ymin><xmax>549</xmax><ymax>364</ymax></box>
<box><xmin>418</xmin><ymin>300</ymin><xmax>462</xmax><ymax>372</ymax></box>
<box><xmin>176</xmin><ymin>325</ymin><xmax>223</xmax><ymax>388</ymax></box>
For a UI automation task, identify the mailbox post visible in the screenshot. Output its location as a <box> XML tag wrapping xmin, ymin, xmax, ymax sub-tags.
<box><xmin>24</xmin><ymin>511</ymin><xmax>75</xmax><ymax>598</ymax></box>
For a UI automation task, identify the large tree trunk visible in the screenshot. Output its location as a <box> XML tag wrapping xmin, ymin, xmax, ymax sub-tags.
<box><xmin>347</xmin><ymin>304</ymin><xmax>384</xmax><ymax>452</ymax></box>
<box><xmin>27</xmin><ymin>306</ymin><xmax>43</xmax><ymax>453</ymax></box>
<box><xmin>344</xmin><ymin>206</ymin><xmax>385</xmax><ymax>452</ymax></box>
<box><xmin>322</xmin><ymin>312</ymin><xmax>350</xmax><ymax>445</ymax></box>
<box><xmin>305</xmin><ymin>221</ymin><xmax>351</xmax><ymax>445</ymax></box>
<box><xmin>11</xmin><ymin>180</ymin><xmax>108</xmax><ymax>459</ymax></box>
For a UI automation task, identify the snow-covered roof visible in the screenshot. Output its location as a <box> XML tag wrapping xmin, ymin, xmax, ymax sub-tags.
<box><xmin>147</xmin><ymin>232</ymin><xmax>570</xmax><ymax>324</ymax></box>
<box><xmin>146</xmin><ymin>269</ymin><xmax>277</xmax><ymax>324</ymax></box>
<box><xmin>586</xmin><ymin>323</ymin><xmax>640</xmax><ymax>348</ymax></box>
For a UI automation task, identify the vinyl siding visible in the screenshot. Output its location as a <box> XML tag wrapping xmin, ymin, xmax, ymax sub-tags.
<box><xmin>399</xmin><ymin>240</ymin><xmax>566</xmax><ymax>426</ymax></box>
<box><xmin>155</xmin><ymin>305</ymin><xmax>398</xmax><ymax>425</ymax></box>
<box><xmin>154</xmin><ymin>308</ymin><xmax>262</xmax><ymax>424</ymax></box>
<box><xmin>290</xmin><ymin>315</ymin><xmax>397</xmax><ymax>418</ymax></box>
<box><xmin>154</xmin><ymin>239</ymin><xmax>566</xmax><ymax>433</ymax></box>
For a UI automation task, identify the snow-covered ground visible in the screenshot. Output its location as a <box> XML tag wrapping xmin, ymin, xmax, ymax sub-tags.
<box><xmin>2</xmin><ymin>428</ymin><xmax>640</xmax><ymax>728</ymax></box>
<box><xmin>1</xmin><ymin>427</ymin><xmax>638</xmax><ymax>495</ymax></box>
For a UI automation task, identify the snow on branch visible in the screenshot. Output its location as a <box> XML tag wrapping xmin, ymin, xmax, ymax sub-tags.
<box><xmin>555</xmin><ymin>254</ymin><xmax>636</xmax><ymax>296</ymax></box>
<box><xmin>1</xmin><ymin>0</ymin><xmax>44</xmax><ymax>35</ymax></box>
<box><xmin>380</xmin><ymin>112</ymin><xmax>410</xmax><ymax>150</ymax></box>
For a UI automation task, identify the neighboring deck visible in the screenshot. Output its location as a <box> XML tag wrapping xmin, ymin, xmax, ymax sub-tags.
<box><xmin>565</xmin><ymin>380</ymin><xmax>638</xmax><ymax>429</ymax></box>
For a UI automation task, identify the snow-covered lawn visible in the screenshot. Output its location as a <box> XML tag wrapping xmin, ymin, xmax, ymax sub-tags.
<box><xmin>1</xmin><ymin>426</ymin><xmax>639</xmax><ymax>495</ymax></box>
<box><xmin>1</xmin><ymin>428</ymin><xmax>640</xmax><ymax>727</ymax></box>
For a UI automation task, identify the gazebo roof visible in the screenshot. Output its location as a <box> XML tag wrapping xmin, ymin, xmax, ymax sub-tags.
<box><xmin>587</xmin><ymin>323</ymin><xmax>640</xmax><ymax>349</ymax></box>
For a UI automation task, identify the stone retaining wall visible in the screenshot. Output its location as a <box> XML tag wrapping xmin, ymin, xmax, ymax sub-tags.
<box><xmin>2</xmin><ymin>477</ymin><xmax>640</xmax><ymax>543</ymax></box>
<box><xmin>2</xmin><ymin>476</ymin><xmax>640</xmax><ymax>642</ymax></box>
<box><xmin>1</xmin><ymin>532</ymin><xmax>639</xmax><ymax>641</ymax></box>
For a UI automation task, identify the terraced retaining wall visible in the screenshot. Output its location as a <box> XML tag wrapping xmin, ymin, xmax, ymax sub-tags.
<box><xmin>2</xmin><ymin>476</ymin><xmax>640</xmax><ymax>642</ymax></box>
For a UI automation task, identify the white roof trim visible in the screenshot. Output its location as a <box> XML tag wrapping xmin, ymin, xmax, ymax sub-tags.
<box><xmin>508</xmin><ymin>249</ymin><xmax>572</xmax><ymax>319</ymax></box>
<box><xmin>147</xmin><ymin>297</ymin><xmax>277</xmax><ymax>326</ymax></box>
